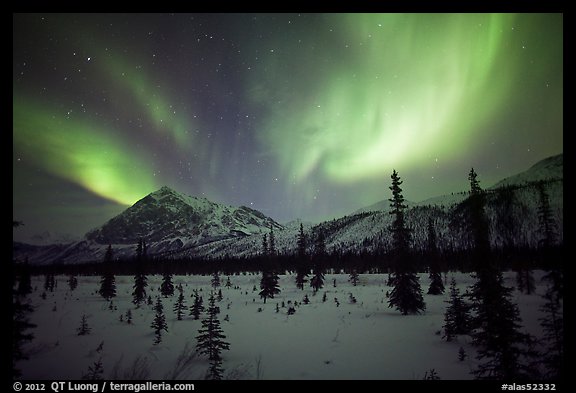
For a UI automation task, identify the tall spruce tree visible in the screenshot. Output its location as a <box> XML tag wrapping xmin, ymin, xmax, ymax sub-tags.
<box><xmin>261</xmin><ymin>233</ymin><xmax>269</xmax><ymax>256</ymax></box>
<box><xmin>538</xmin><ymin>283</ymin><xmax>563</xmax><ymax>379</ymax></box>
<box><xmin>295</xmin><ymin>223</ymin><xmax>309</xmax><ymax>290</ymax></box>
<box><xmin>196</xmin><ymin>293</ymin><xmax>230</xmax><ymax>380</ymax></box>
<box><xmin>469</xmin><ymin>272</ymin><xmax>537</xmax><ymax>380</ymax></box>
<box><xmin>310</xmin><ymin>228</ymin><xmax>326</xmax><ymax>293</ymax></box>
<box><xmin>387</xmin><ymin>170</ymin><xmax>425</xmax><ymax>315</ymax></box>
<box><xmin>466</xmin><ymin>168</ymin><xmax>491</xmax><ymax>260</ymax></box>
<box><xmin>427</xmin><ymin>217</ymin><xmax>444</xmax><ymax>295</ymax></box>
<box><xmin>465</xmin><ymin>169</ymin><xmax>536</xmax><ymax>380</ymax></box>
<box><xmin>268</xmin><ymin>226</ymin><xmax>276</xmax><ymax>256</ymax></box>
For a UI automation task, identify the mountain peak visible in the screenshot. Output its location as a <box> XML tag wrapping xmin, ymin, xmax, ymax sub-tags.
<box><xmin>85</xmin><ymin>185</ymin><xmax>282</xmax><ymax>249</ymax></box>
<box><xmin>154</xmin><ymin>185</ymin><xmax>178</xmax><ymax>195</ymax></box>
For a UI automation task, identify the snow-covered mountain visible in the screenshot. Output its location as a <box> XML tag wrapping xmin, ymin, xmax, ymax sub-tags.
<box><xmin>86</xmin><ymin>186</ymin><xmax>281</xmax><ymax>247</ymax></box>
<box><xmin>490</xmin><ymin>153</ymin><xmax>563</xmax><ymax>189</ymax></box>
<box><xmin>14</xmin><ymin>186</ymin><xmax>282</xmax><ymax>264</ymax></box>
<box><xmin>13</xmin><ymin>154</ymin><xmax>563</xmax><ymax>264</ymax></box>
<box><xmin>186</xmin><ymin>154</ymin><xmax>563</xmax><ymax>259</ymax></box>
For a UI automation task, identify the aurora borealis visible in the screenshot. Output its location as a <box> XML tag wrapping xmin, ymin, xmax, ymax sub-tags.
<box><xmin>13</xmin><ymin>13</ymin><xmax>563</xmax><ymax>243</ymax></box>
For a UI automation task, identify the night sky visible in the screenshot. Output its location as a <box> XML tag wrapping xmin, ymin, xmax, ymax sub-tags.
<box><xmin>13</xmin><ymin>13</ymin><xmax>563</xmax><ymax>243</ymax></box>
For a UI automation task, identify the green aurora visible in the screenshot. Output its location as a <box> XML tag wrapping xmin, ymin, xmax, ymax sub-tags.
<box><xmin>13</xmin><ymin>13</ymin><xmax>562</xmax><ymax>240</ymax></box>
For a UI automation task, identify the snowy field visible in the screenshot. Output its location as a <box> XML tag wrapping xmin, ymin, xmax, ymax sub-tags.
<box><xmin>17</xmin><ymin>271</ymin><xmax>548</xmax><ymax>380</ymax></box>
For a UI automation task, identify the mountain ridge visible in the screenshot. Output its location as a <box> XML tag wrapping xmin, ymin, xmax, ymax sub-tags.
<box><xmin>13</xmin><ymin>153</ymin><xmax>563</xmax><ymax>264</ymax></box>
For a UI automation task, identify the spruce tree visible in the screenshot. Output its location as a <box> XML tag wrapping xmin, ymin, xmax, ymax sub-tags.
<box><xmin>261</xmin><ymin>233</ymin><xmax>269</xmax><ymax>256</ymax></box>
<box><xmin>427</xmin><ymin>217</ymin><xmax>444</xmax><ymax>295</ymax></box>
<box><xmin>314</xmin><ymin>228</ymin><xmax>326</xmax><ymax>256</ymax></box>
<box><xmin>387</xmin><ymin>170</ymin><xmax>425</xmax><ymax>315</ymax></box>
<box><xmin>469</xmin><ymin>272</ymin><xmax>537</xmax><ymax>380</ymax></box>
<box><xmin>12</xmin><ymin>296</ymin><xmax>35</xmax><ymax>378</ymax></box>
<box><xmin>536</xmin><ymin>182</ymin><xmax>558</xmax><ymax>249</ymax></box>
<box><xmin>136</xmin><ymin>238</ymin><xmax>143</xmax><ymax>260</ymax></box>
<box><xmin>82</xmin><ymin>358</ymin><xmax>104</xmax><ymax>380</ymax></box>
<box><xmin>150</xmin><ymin>297</ymin><xmax>168</xmax><ymax>345</ymax></box>
<box><xmin>259</xmin><ymin>269</ymin><xmax>280</xmax><ymax>303</ymax></box>
<box><xmin>125</xmin><ymin>309</ymin><xmax>133</xmax><ymax>324</ymax></box>
<box><xmin>196</xmin><ymin>293</ymin><xmax>230</xmax><ymax>380</ymax></box>
<box><xmin>295</xmin><ymin>223</ymin><xmax>309</xmax><ymax>290</ymax></box>
<box><xmin>466</xmin><ymin>168</ymin><xmax>490</xmax><ymax>261</ymax></box>
<box><xmin>297</xmin><ymin>223</ymin><xmax>307</xmax><ymax>257</ymax></box>
<box><xmin>77</xmin><ymin>314</ymin><xmax>91</xmax><ymax>336</ymax></box>
<box><xmin>211</xmin><ymin>271</ymin><xmax>221</xmax><ymax>289</ymax></box>
<box><xmin>539</xmin><ymin>283</ymin><xmax>563</xmax><ymax>379</ymax></box>
<box><xmin>428</xmin><ymin>271</ymin><xmax>444</xmax><ymax>295</ymax></box>
<box><xmin>173</xmin><ymin>285</ymin><xmax>187</xmax><ymax>321</ymax></box>
<box><xmin>310</xmin><ymin>267</ymin><xmax>325</xmax><ymax>293</ymax></box>
<box><xmin>310</xmin><ymin>229</ymin><xmax>326</xmax><ymax>293</ymax></box>
<box><xmin>160</xmin><ymin>273</ymin><xmax>175</xmax><ymax>297</ymax></box>
<box><xmin>68</xmin><ymin>274</ymin><xmax>78</xmax><ymax>292</ymax></box>
<box><xmin>349</xmin><ymin>270</ymin><xmax>360</xmax><ymax>286</ymax></box>
<box><xmin>12</xmin><ymin>221</ymin><xmax>35</xmax><ymax>379</ymax></box>
<box><xmin>132</xmin><ymin>272</ymin><xmax>148</xmax><ymax>306</ymax></box>
<box><xmin>104</xmin><ymin>244</ymin><xmax>114</xmax><ymax>263</ymax></box>
<box><xmin>464</xmin><ymin>169</ymin><xmax>537</xmax><ymax>380</ymax></box>
<box><xmin>268</xmin><ymin>226</ymin><xmax>276</xmax><ymax>256</ymax></box>
<box><xmin>190</xmin><ymin>292</ymin><xmax>204</xmax><ymax>320</ymax></box>
<box><xmin>44</xmin><ymin>273</ymin><xmax>55</xmax><ymax>292</ymax></box>
<box><xmin>443</xmin><ymin>278</ymin><xmax>471</xmax><ymax>341</ymax></box>
<box><xmin>99</xmin><ymin>270</ymin><xmax>116</xmax><ymax>301</ymax></box>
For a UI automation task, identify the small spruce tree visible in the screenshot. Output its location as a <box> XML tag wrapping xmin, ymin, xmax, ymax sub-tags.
<box><xmin>190</xmin><ymin>292</ymin><xmax>205</xmax><ymax>320</ymax></box>
<box><xmin>349</xmin><ymin>270</ymin><xmax>360</xmax><ymax>286</ymax></box>
<box><xmin>82</xmin><ymin>358</ymin><xmax>104</xmax><ymax>380</ymax></box>
<box><xmin>150</xmin><ymin>297</ymin><xmax>168</xmax><ymax>345</ymax></box>
<box><xmin>68</xmin><ymin>274</ymin><xmax>78</xmax><ymax>292</ymax></box>
<box><xmin>259</xmin><ymin>269</ymin><xmax>280</xmax><ymax>303</ymax></box>
<box><xmin>77</xmin><ymin>314</ymin><xmax>91</xmax><ymax>336</ymax></box>
<box><xmin>211</xmin><ymin>271</ymin><xmax>221</xmax><ymax>289</ymax></box>
<box><xmin>99</xmin><ymin>270</ymin><xmax>117</xmax><ymax>301</ymax></box>
<box><xmin>160</xmin><ymin>273</ymin><xmax>175</xmax><ymax>297</ymax></box>
<box><xmin>173</xmin><ymin>285</ymin><xmax>187</xmax><ymax>321</ymax></box>
<box><xmin>443</xmin><ymin>278</ymin><xmax>472</xmax><ymax>341</ymax></box>
<box><xmin>132</xmin><ymin>272</ymin><xmax>148</xmax><ymax>306</ymax></box>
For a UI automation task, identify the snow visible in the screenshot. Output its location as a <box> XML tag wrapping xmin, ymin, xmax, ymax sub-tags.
<box><xmin>17</xmin><ymin>271</ymin><xmax>549</xmax><ymax>380</ymax></box>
